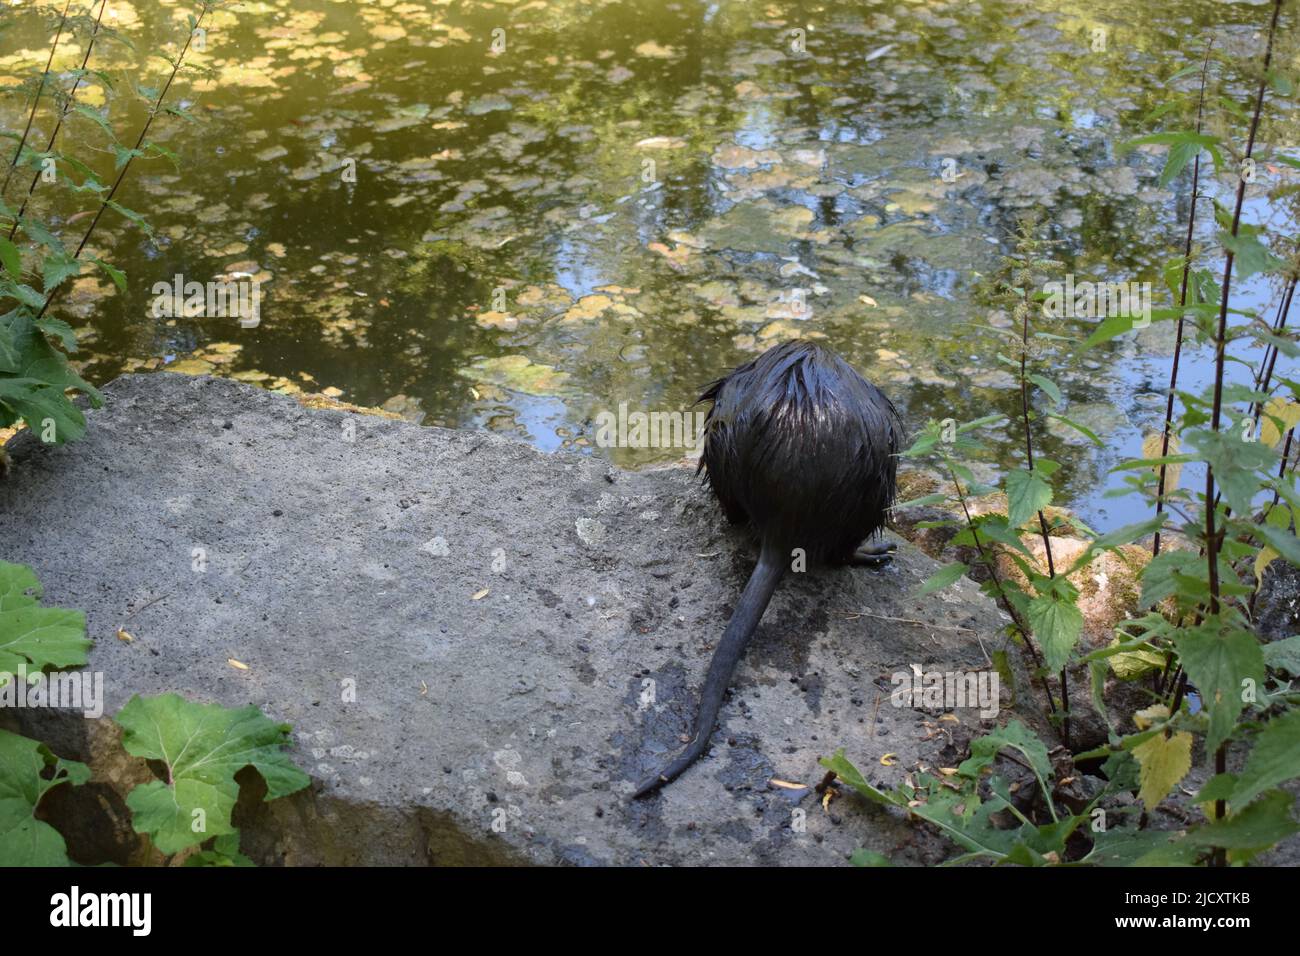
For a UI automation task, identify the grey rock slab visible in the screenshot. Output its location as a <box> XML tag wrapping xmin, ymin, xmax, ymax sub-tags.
<box><xmin>0</xmin><ymin>373</ymin><xmax>1026</xmax><ymax>865</ymax></box>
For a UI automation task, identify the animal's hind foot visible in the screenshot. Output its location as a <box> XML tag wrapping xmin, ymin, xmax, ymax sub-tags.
<box><xmin>848</xmin><ymin>539</ymin><xmax>895</xmax><ymax>567</ymax></box>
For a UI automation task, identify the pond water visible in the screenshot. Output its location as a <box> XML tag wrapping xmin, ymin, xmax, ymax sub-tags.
<box><xmin>2</xmin><ymin>0</ymin><xmax>1296</xmax><ymax>531</ymax></box>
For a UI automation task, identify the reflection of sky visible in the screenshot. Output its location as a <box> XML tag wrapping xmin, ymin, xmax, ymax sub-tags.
<box><xmin>1082</xmin><ymin>182</ymin><xmax>1297</xmax><ymax>531</ymax></box>
<box><xmin>552</xmin><ymin>232</ymin><xmax>612</xmax><ymax>301</ymax></box>
<box><xmin>475</xmin><ymin>394</ymin><xmax>571</xmax><ymax>454</ymax></box>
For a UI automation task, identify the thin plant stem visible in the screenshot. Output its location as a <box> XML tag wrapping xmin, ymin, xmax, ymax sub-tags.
<box><xmin>8</xmin><ymin>0</ymin><xmax>110</xmax><ymax>243</ymax></box>
<box><xmin>1202</xmin><ymin>0</ymin><xmax>1283</xmax><ymax>866</ymax></box>
<box><xmin>1</xmin><ymin>0</ymin><xmax>74</xmax><ymax>200</ymax></box>
<box><xmin>1154</xmin><ymin>39</ymin><xmax>1215</xmax><ymax>558</ymax></box>
<box><xmin>34</xmin><ymin>3</ymin><xmax>211</xmax><ymax>321</ymax></box>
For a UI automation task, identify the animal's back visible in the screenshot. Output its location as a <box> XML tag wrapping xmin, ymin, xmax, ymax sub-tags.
<box><xmin>699</xmin><ymin>340</ymin><xmax>901</xmax><ymax>561</ymax></box>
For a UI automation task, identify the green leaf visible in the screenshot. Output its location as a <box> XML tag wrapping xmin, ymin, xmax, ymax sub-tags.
<box><xmin>105</xmin><ymin>200</ymin><xmax>153</xmax><ymax>238</ymax></box>
<box><xmin>848</xmin><ymin>848</ymin><xmax>893</xmax><ymax>867</ymax></box>
<box><xmin>182</xmin><ymin>831</ymin><xmax>255</xmax><ymax>867</ymax></box>
<box><xmin>1045</xmin><ymin>412</ymin><xmax>1103</xmax><ymax>446</ymax></box>
<box><xmin>72</xmin><ymin>103</ymin><xmax>115</xmax><ymax>140</ymax></box>
<box><xmin>0</xmin><ymin>729</ymin><xmax>89</xmax><ymax>866</ymax></box>
<box><xmin>1139</xmin><ymin>549</ymin><xmax>1202</xmax><ymax>608</ymax></box>
<box><xmin>1184</xmin><ymin>428</ymin><xmax>1277</xmax><ymax>516</ymax></box>
<box><xmin>0</xmin><ymin>560</ymin><xmax>91</xmax><ymax>677</ymax></box>
<box><xmin>1005</xmin><ymin>467</ymin><xmax>1051</xmax><ymax>529</ymax></box>
<box><xmin>1225</xmin><ymin>710</ymin><xmax>1300</xmax><ymax>809</ymax></box>
<box><xmin>957</xmin><ymin>720</ymin><xmax>1054</xmax><ymax>791</ymax></box>
<box><xmin>1027</xmin><ymin>591</ymin><xmax>1083</xmax><ymax>673</ymax></box>
<box><xmin>117</xmin><ymin>693</ymin><xmax>310</xmax><ymax>855</ymax></box>
<box><xmin>1257</xmin><ymin>523</ymin><xmax>1300</xmax><ymax>569</ymax></box>
<box><xmin>1218</xmin><ymin>231</ymin><xmax>1285</xmax><ymax>280</ymax></box>
<box><xmin>1116</xmin><ymin>131</ymin><xmax>1220</xmax><ymax>155</ymax></box>
<box><xmin>1185</xmin><ymin>790</ymin><xmax>1299</xmax><ymax>856</ymax></box>
<box><xmin>1159</xmin><ymin>139</ymin><xmax>1200</xmax><ymax>187</ymax></box>
<box><xmin>1263</xmin><ymin>635</ymin><xmax>1300</xmax><ymax>675</ymax></box>
<box><xmin>0</xmin><ymin>238</ymin><xmax>20</xmax><ymax>281</ymax></box>
<box><xmin>17</xmin><ymin>218</ymin><xmax>64</xmax><ymax>254</ymax></box>
<box><xmin>1173</xmin><ymin>624</ymin><xmax>1265</xmax><ymax>754</ymax></box>
<box><xmin>41</xmin><ymin>253</ymin><xmax>81</xmax><ymax>294</ymax></box>
<box><xmin>0</xmin><ymin>379</ymin><xmax>88</xmax><ymax>444</ymax></box>
<box><xmin>1070</xmin><ymin>514</ymin><xmax>1165</xmax><ymax>573</ymax></box>
<box><xmin>87</xmin><ymin>256</ymin><xmax>127</xmax><ymax>292</ymax></box>
<box><xmin>917</xmin><ymin>562</ymin><xmax>968</xmax><ymax>597</ymax></box>
<box><xmin>35</xmin><ymin>317</ymin><xmax>77</xmax><ymax>353</ymax></box>
<box><xmin>1028</xmin><ymin>373</ymin><xmax>1061</xmax><ymax>406</ymax></box>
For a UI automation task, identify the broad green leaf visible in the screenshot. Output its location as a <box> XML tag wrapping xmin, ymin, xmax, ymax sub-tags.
<box><xmin>1185</xmin><ymin>789</ymin><xmax>1299</xmax><ymax>857</ymax></box>
<box><xmin>1027</xmin><ymin>591</ymin><xmax>1082</xmax><ymax>673</ymax></box>
<box><xmin>1140</xmin><ymin>550</ymin><xmax>1202</xmax><ymax>609</ymax></box>
<box><xmin>0</xmin><ymin>728</ymin><xmax>89</xmax><ymax>866</ymax></box>
<box><xmin>1218</xmin><ymin>231</ymin><xmax>1285</xmax><ymax>280</ymax></box>
<box><xmin>1005</xmin><ymin>467</ymin><xmax>1051</xmax><ymax>529</ymax></box>
<box><xmin>1226</xmin><ymin>709</ymin><xmax>1300</xmax><ymax>809</ymax></box>
<box><xmin>917</xmin><ymin>562</ymin><xmax>968</xmax><ymax>597</ymax></box>
<box><xmin>0</xmin><ymin>238</ymin><xmax>20</xmax><ymax>281</ymax></box>
<box><xmin>1159</xmin><ymin>139</ymin><xmax>1200</xmax><ymax>187</ymax></box>
<box><xmin>1173</xmin><ymin>624</ymin><xmax>1265</xmax><ymax>754</ymax></box>
<box><xmin>957</xmin><ymin>720</ymin><xmax>1053</xmax><ymax>793</ymax></box>
<box><xmin>1131</xmin><ymin>731</ymin><xmax>1193</xmax><ymax>812</ymax></box>
<box><xmin>40</xmin><ymin>254</ymin><xmax>80</xmax><ymax>294</ymax></box>
<box><xmin>1263</xmin><ymin>635</ymin><xmax>1300</xmax><ymax>675</ymax></box>
<box><xmin>1028</xmin><ymin>373</ymin><xmax>1061</xmax><ymax>406</ymax></box>
<box><xmin>117</xmin><ymin>694</ymin><xmax>310</xmax><ymax>855</ymax></box>
<box><xmin>35</xmin><ymin>317</ymin><xmax>77</xmax><ymax>354</ymax></box>
<box><xmin>0</xmin><ymin>561</ymin><xmax>91</xmax><ymax>677</ymax></box>
<box><xmin>1257</xmin><ymin>523</ymin><xmax>1300</xmax><ymax>569</ymax></box>
<box><xmin>1184</xmin><ymin>428</ymin><xmax>1276</xmax><ymax>516</ymax></box>
<box><xmin>0</xmin><ymin>379</ymin><xmax>88</xmax><ymax>444</ymax></box>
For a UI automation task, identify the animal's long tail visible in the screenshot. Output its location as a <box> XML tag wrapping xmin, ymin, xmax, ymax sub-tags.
<box><xmin>633</xmin><ymin>543</ymin><xmax>786</xmax><ymax>798</ymax></box>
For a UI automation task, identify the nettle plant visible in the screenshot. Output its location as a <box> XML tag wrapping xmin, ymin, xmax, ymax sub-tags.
<box><xmin>0</xmin><ymin>560</ymin><xmax>309</xmax><ymax>866</ymax></box>
<box><xmin>0</xmin><ymin>1</ymin><xmax>216</xmax><ymax>459</ymax></box>
<box><xmin>829</xmin><ymin>1</ymin><xmax>1300</xmax><ymax>866</ymax></box>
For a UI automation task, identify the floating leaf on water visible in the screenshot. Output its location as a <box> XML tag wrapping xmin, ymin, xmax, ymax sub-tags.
<box><xmin>463</xmin><ymin>355</ymin><xmax>570</xmax><ymax>396</ymax></box>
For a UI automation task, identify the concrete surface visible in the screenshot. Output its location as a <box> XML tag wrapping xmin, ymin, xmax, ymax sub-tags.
<box><xmin>0</xmin><ymin>373</ymin><xmax>1027</xmax><ymax>866</ymax></box>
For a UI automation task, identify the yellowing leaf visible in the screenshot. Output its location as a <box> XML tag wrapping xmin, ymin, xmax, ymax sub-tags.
<box><xmin>1255</xmin><ymin>546</ymin><xmax>1279</xmax><ymax>591</ymax></box>
<box><xmin>1260</xmin><ymin>398</ymin><xmax>1300</xmax><ymax>448</ymax></box>
<box><xmin>1133</xmin><ymin>703</ymin><xmax>1170</xmax><ymax>730</ymax></box>
<box><xmin>1132</xmin><ymin>731</ymin><xmax>1193</xmax><ymax>812</ymax></box>
<box><xmin>880</xmin><ymin>753</ymin><xmax>897</xmax><ymax>766</ymax></box>
<box><xmin>1110</xmin><ymin>647</ymin><xmax>1166</xmax><ymax>680</ymax></box>
<box><xmin>1144</xmin><ymin>431</ymin><xmax>1181</xmax><ymax>493</ymax></box>
<box><xmin>116</xmin><ymin>629</ymin><xmax>134</xmax><ymax>643</ymax></box>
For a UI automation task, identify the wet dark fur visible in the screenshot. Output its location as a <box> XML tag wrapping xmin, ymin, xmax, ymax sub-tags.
<box><xmin>633</xmin><ymin>339</ymin><xmax>902</xmax><ymax>797</ymax></box>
